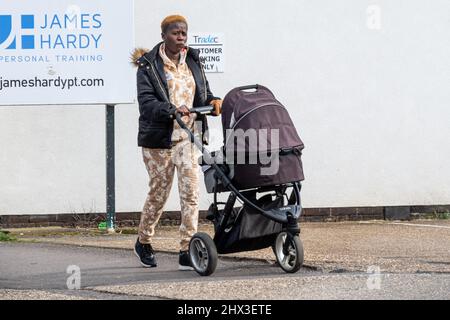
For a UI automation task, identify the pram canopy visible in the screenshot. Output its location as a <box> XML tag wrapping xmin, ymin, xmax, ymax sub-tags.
<box><xmin>209</xmin><ymin>84</ymin><xmax>304</xmax><ymax>191</ymax></box>
<box><xmin>222</xmin><ymin>85</ymin><xmax>303</xmax><ymax>152</ymax></box>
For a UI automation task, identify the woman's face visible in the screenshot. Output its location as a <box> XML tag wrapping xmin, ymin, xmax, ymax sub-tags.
<box><xmin>162</xmin><ymin>22</ymin><xmax>188</xmax><ymax>54</ymax></box>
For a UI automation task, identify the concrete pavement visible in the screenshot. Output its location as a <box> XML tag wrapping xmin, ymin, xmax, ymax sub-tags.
<box><xmin>1</xmin><ymin>219</ymin><xmax>449</xmax><ymax>299</ymax></box>
<box><xmin>5</xmin><ymin>219</ymin><xmax>450</xmax><ymax>273</ymax></box>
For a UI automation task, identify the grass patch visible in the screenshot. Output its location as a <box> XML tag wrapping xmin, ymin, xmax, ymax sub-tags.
<box><xmin>434</xmin><ymin>211</ymin><xmax>450</xmax><ymax>220</ymax></box>
<box><xmin>0</xmin><ymin>230</ymin><xmax>17</xmax><ymax>242</ymax></box>
<box><xmin>116</xmin><ymin>228</ymin><xmax>138</xmax><ymax>235</ymax></box>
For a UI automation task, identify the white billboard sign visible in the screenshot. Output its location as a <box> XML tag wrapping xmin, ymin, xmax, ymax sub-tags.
<box><xmin>0</xmin><ymin>0</ymin><xmax>135</xmax><ymax>105</ymax></box>
<box><xmin>189</xmin><ymin>33</ymin><xmax>224</xmax><ymax>73</ymax></box>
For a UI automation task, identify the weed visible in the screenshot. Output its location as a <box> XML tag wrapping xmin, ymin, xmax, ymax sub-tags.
<box><xmin>434</xmin><ymin>211</ymin><xmax>450</xmax><ymax>220</ymax></box>
<box><xmin>0</xmin><ymin>230</ymin><xmax>17</xmax><ymax>242</ymax></box>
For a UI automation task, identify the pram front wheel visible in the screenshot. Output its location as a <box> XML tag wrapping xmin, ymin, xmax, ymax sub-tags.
<box><xmin>189</xmin><ymin>232</ymin><xmax>218</xmax><ymax>276</ymax></box>
<box><xmin>274</xmin><ymin>232</ymin><xmax>304</xmax><ymax>273</ymax></box>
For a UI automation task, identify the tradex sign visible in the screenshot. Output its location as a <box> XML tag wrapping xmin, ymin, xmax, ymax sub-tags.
<box><xmin>0</xmin><ymin>1</ymin><xmax>135</xmax><ymax>106</ymax></box>
<box><xmin>189</xmin><ymin>33</ymin><xmax>225</xmax><ymax>73</ymax></box>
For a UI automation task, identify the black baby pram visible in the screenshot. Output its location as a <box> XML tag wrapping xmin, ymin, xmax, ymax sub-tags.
<box><xmin>175</xmin><ymin>84</ymin><xmax>305</xmax><ymax>276</ymax></box>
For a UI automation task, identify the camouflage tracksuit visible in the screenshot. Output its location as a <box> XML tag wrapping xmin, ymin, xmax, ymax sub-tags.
<box><xmin>138</xmin><ymin>44</ymin><xmax>199</xmax><ymax>251</ymax></box>
<box><xmin>139</xmin><ymin>140</ymin><xmax>199</xmax><ymax>251</ymax></box>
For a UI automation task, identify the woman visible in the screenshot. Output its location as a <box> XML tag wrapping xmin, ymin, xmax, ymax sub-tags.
<box><xmin>131</xmin><ymin>15</ymin><xmax>222</xmax><ymax>270</ymax></box>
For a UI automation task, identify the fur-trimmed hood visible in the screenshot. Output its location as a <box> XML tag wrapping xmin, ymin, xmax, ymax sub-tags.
<box><xmin>130</xmin><ymin>47</ymin><xmax>149</xmax><ymax>66</ymax></box>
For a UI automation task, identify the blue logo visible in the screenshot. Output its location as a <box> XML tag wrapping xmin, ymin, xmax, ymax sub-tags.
<box><xmin>192</xmin><ymin>35</ymin><xmax>219</xmax><ymax>44</ymax></box>
<box><xmin>0</xmin><ymin>14</ymin><xmax>35</xmax><ymax>49</ymax></box>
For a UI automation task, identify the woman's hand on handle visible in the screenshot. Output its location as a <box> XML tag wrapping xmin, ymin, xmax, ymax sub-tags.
<box><xmin>176</xmin><ymin>105</ymin><xmax>190</xmax><ymax>116</ymax></box>
<box><xmin>210</xmin><ymin>99</ymin><xmax>223</xmax><ymax>116</ymax></box>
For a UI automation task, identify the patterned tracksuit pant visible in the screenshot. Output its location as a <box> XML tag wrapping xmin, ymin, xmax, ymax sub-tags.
<box><xmin>138</xmin><ymin>139</ymin><xmax>199</xmax><ymax>251</ymax></box>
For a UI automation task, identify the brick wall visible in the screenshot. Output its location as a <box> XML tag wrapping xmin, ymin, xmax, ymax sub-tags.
<box><xmin>1</xmin><ymin>205</ymin><xmax>449</xmax><ymax>228</ymax></box>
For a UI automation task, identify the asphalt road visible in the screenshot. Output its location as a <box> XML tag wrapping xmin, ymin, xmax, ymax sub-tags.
<box><xmin>0</xmin><ymin>242</ymin><xmax>316</xmax><ymax>299</ymax></box>
<box><xmin>1</xmin><ymin>242</ymin><xmax>449</xmax><ymax>300</ymax></box>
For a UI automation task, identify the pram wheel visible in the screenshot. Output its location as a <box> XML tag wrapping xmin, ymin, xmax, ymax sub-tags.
<box><xmin>189</xmin><ymin>233</ymin><xmax>218</xmax><ymax>276</ymax></box>
<box><xmin>274</xmin><ymin>232</ymin><xmax>304</xmax><ymax>273</ymax></box>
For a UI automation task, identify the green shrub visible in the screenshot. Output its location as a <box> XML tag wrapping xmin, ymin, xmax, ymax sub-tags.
<box><xmin>0</xmin><ymin>230</ymin><xmax>17</xmax><ymax>242</ymax></box>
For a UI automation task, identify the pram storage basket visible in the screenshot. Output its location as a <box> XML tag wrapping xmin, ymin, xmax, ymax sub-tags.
<box><xmin>214</xmin><ymin>193</ymin><xmax>284</xmax><ymax>254</ymax></box>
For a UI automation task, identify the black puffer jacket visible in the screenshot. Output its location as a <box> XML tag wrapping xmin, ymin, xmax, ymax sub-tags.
<box><xmin>133</xmin><ymin>42</ymin><xmax>219</xmax><ymax>148</ymax></box>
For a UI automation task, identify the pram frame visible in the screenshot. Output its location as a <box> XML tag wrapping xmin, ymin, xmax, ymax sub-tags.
<box><xmin>174</xmin><ymin>105</ymin><xmax>303</xmax><ymax>275</ymax></box>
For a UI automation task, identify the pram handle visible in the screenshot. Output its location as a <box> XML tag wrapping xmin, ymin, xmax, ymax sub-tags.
<box><xmin>189</xmin><ymin>105</ymin><xmax>214</xmax><ymax>115</ymax></box>
<box><xmin>173</xmin><ymin>105</ymin><xmax>214</xmax><ymax>130</ymax></box>
<box><xmin>171</xmin><ymin>105</ymin><xmax>214</xmax><ymax>120</ymax></box>
<box><xmin>236</xmin><ymin>84</ymin><xmax>259</xmax><ymax>91</ymax></box>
